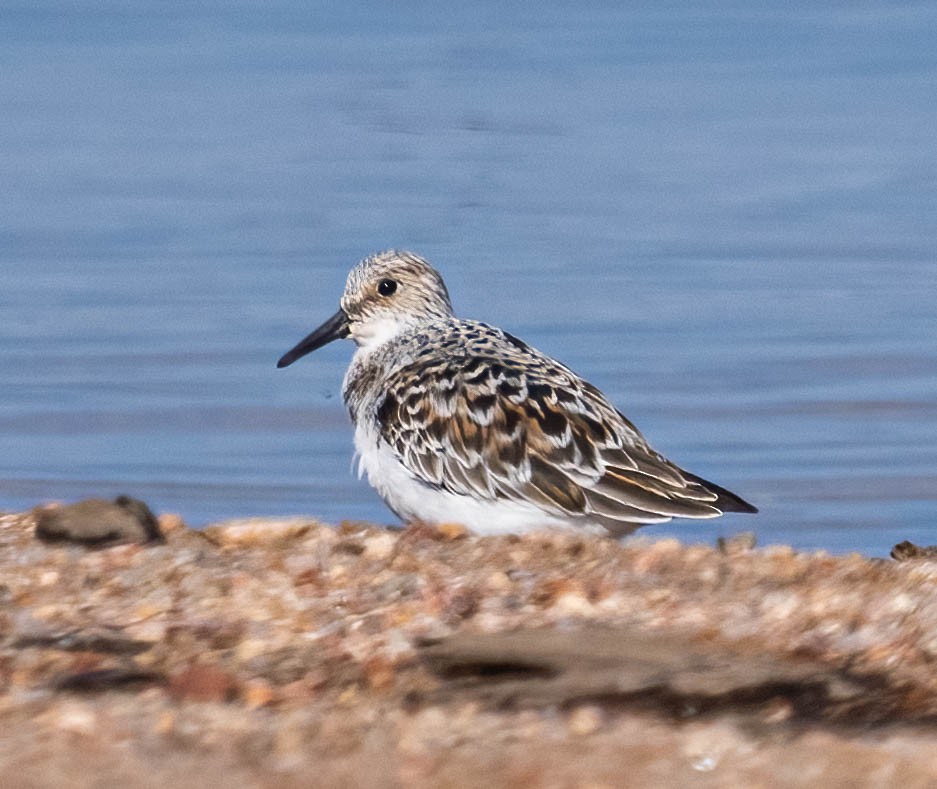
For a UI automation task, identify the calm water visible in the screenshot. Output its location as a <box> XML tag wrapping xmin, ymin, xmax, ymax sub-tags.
<box><xmin>2</xmin><ymin>3</ymin><xmax>936</xmax><ymax>556</ymax></box>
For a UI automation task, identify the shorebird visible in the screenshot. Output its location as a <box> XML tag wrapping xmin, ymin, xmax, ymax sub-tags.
<box><xmin>278</xmin><ymin>250</ymin><xmax>756</xmax><ymax>536</ymax></box>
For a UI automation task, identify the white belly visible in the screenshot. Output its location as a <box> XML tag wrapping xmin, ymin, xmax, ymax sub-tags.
<box><xmin>352</xmin><ymin>422</ymin><xmax>592</xmax><ymax>535</ymax></box>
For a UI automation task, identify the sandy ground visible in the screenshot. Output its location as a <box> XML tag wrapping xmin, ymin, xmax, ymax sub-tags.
<box><xmin>3</xmin><ymin>506</ymin><xmax>937</xmax><ymax>788</ymax></box>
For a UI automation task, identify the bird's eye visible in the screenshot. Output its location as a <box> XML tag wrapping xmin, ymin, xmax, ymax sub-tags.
<box><xmin>378</xmin><ymin>279</ymin><xmax>398</xmax><ymax>296</ymax></box>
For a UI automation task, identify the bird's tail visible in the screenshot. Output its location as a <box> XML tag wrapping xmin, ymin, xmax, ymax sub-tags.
<box><xmin>683</xmin><ymin>472</ymin><xmax>758</xmax><ymax>514</ymax></box>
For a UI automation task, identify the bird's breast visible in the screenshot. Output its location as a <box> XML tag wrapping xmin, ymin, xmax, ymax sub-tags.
<box><xmin>342</xmin><ymin>350</ymin><xmax>403</xmax><ymax>426</ymax></box>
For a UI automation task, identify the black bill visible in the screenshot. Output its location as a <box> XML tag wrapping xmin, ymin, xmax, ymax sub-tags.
<box><xmin>277</xmin><ymin>308</ymin><xmax>350</xmax><ymax>368</ymax></box>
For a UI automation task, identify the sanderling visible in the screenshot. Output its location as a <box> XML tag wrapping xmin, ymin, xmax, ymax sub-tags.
<box><xmin>278</xmin><ymin>250</ymin><xmax>756</xmax><ymax>536</ymax></box>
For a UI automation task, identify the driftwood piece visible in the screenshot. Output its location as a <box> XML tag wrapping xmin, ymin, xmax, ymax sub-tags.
<box><xmin>420</xmin><ymin>625</ymin><xmax>924</xmax><ymax>726</ymax></box>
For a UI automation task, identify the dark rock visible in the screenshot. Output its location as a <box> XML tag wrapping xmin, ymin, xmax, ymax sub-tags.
<box><xmin>55</xmin><ymin>668</ymin><xmax>164</xmax><ymax>692</ymax></box>
<box><xmin>34</xmin><ymin>496</ymin><xmax>164</xmax><ymax>546</ymax></box>
<box><xmin>14</xmin><ymin>628</ymin><xmax>154</xmax><ymax>655</ymax></box>
<box><xmin>891</xmin><ymin>540</ymin><xmax>937</xmax><ymax>561</ymax></box>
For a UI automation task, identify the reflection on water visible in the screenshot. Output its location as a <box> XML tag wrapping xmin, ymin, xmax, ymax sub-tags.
<box><xmin>2</xmin><ymin>3</ymin><xmax>936</xmax><ymax>555</ymax></box>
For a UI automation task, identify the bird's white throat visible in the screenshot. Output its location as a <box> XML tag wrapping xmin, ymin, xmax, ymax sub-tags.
<box><xmin>350</xmin><ymin>315</ymin><xmax>413</xmax><ymax>351</ymax></box>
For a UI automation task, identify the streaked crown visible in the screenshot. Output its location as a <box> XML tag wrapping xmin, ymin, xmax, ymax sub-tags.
<box><xmin>342</xmin><ymin>250</ymin><xmax>454</xmax><ymax>348</ymax></box>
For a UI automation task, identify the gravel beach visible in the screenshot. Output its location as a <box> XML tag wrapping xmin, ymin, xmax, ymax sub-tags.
<box><xmin>2</xmin><ymin>506</ymin><xmax>937</xmax><ymax>787</ymax></box>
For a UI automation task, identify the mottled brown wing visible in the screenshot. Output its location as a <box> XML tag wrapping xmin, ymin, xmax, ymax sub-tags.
<box><xmin>376</xmin><ymin>348</ymin><xmax>726</xmax><ymax>529</ymax></box>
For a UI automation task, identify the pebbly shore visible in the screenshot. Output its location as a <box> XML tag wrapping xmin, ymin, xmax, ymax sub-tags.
<box><xmin>2</xmin><ymin>504</ymin><xmax>937</xmax><ymax>787</ymax></box>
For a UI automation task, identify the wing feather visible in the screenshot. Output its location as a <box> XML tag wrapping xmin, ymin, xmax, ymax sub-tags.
<box><xmin>374</xmin><ymin>327</ymin><xmax>742</xmax><ymax>529</ymax></box>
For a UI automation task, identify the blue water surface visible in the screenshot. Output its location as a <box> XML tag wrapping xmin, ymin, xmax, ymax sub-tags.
<box><xmin>2</xmin><ymin>2</ymin><xmax>936</xmax><ymax>555</ymax></box>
